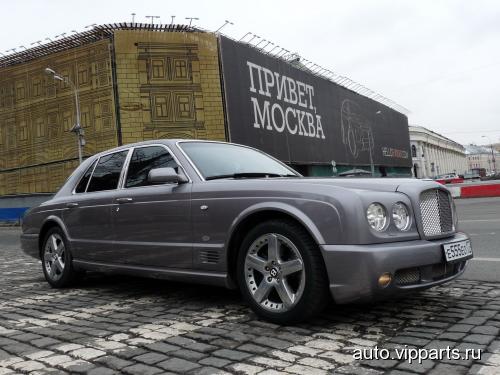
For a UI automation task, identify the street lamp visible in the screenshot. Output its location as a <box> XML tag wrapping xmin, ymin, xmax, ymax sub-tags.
<box><xmin>214</xmin><ymin>20</ymin><xmax>234</xmax><ymax>33</ymax></box>
<box><xmin>185</xmin><ymin>17</ymin><xmax>199</xmax><ymax>27</ymax></box>
<box><xmin>481</xmin><ymin>135</ymin><xmax>496</xmax><ymax>174</ymax></box>
<box><xmin>45</xmin><ymin>67</ymin><xmax>85</xmax><ymax>164</ymax></box>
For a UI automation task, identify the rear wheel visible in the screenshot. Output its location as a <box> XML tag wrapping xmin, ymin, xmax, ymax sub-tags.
<box><xmin>237</xmin><ymin>219</ymin><xmax>329</xmax><ymax>324</ymax></box>
<box><xmin>41</xmin><ymin>227</ymin><xmax>83</xmax><ymax>288</ymax></box>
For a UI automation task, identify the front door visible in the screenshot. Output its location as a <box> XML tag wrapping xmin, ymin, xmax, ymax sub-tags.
<box><xmin>63</xmin><ymin>150</ymin><xmax>129</xmax><ymax>261</ymax></box>
<box><xmin>111</xmin><ymin>145</ymin><xmax>192</xmax><ymax>268</ymax></box>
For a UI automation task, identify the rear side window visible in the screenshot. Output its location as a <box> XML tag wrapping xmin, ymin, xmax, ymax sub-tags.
<box><xmin>87</xmin><ymin>150</ymin><xmax>128</xmax><ymax>192</ymax></box>
<box><xmin>75</xmin><ymin>160</ymin><xmax>97</xmax><ymax>193</ymax></box>
<box><xmin>125</xmin><ymin>146</ymin><xmax>178</xmax><ymax>188</ymax></box>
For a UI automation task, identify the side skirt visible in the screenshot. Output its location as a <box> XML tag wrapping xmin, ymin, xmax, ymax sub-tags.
<box><xmin>72</xmin><ymin>259</ymin><xmax>234</xmax><ymax>288</ymax></box>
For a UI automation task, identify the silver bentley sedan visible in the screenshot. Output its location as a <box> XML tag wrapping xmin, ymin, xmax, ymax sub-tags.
<box><xmin>21</xmin><ymin>140</ymin><xmax>473</xmax><ymax>324</ymax></box>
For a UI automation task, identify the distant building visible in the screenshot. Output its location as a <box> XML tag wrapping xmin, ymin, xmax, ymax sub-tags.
<box><xmin>465</xmin><ymin>144</ymin><xmax>498</xmax><ymax>174</ymax></box>
<box><xmin>409</xmin><ymin>125</ymin><xmax>467</xmax><ymax>178</ymax></box>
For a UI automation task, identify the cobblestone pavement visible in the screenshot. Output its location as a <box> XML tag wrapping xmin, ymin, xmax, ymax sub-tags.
<box><xmin>0</xmin><ymin>230</ymin><xmax>499</xmax><ymax>374</ymax></box>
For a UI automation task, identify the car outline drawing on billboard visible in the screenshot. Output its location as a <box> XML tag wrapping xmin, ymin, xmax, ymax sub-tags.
<box><xmin>340</xmin><ymin>99</ymin><xmax>375</xmax><ymax>159</ymax></box>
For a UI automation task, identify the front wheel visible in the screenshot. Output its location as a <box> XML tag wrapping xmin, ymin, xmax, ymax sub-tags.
<box><xmin>41</xmin><ymin>227</ymin><xmax>83</xmax><ymax>288</ymax></box>
<box><xmin>237</xmin><ymin>220</ymin><xmax>330</xmax><ymax>324</ymax></box>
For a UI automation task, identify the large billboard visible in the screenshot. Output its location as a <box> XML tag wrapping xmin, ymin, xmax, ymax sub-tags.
<box><xmin>219</xmin><ymin>36</ymin><xmax>411</xmax><ymax>167</ymax></box>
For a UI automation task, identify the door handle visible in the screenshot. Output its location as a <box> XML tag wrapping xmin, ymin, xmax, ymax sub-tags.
<box><xmin>116</xmin><ymin>197</ymin><xmax>133</xmax><ymax>204</ymax></box>
<box><xmin>66</xmin><ymin>202</ymin><xmax>79</xmax><ymax>208</ymax></box>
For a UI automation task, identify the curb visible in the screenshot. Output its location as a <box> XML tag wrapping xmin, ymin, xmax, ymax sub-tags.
<box><xmin>446</xmin><ymin>182</ymin><xmax>500</xmax><ymax>199</ymax></box>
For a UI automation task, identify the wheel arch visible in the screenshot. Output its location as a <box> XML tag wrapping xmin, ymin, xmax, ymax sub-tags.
<box><xmin>38</xmin><ymin>216</ymin><xmax>70</xmax><ymax>258</ymax></box>
<box><xmin>225</xmin><ymin>203</ymin><xmax>325</xmax><ymax>286</ymax></box>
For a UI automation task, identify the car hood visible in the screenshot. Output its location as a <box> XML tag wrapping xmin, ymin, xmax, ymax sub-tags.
<box><xmin>269</xmin><ymin>177</ymin><xmax>418</xmax><ymax>192</ymax></box>
<box><xmin>204</xmin><ymin>177</ymin><xmax>441</xmax><ymax>196</ymax></box>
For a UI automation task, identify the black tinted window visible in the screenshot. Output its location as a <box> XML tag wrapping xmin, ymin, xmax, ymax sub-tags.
<box><xmin>125</xmin><ymin>146</ymin><xmax>178</xmax><ymax>188</ymax></box>
<box><xmin>75</xmin><ymin>160</ymin><xmax>97</xmax><ymax>193</ymax></box>
<box><xmin>87</xmin><ymin>150</ymin><xmax>128</xmax><ymax>192</ymax></box>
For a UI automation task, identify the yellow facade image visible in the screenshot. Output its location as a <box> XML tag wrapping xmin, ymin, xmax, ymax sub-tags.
<box><xmin>114</xmin><ymin>31</ymin><xmax>225</xmax><ymax>144</ymax></box>
<box><xmin>0</xmin><ymin>29</ymin><xmax>225</xmax><ymax>196</ymax></box>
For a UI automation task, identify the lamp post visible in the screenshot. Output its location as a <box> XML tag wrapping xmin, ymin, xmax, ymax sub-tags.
<box><xmin>185</xmin><ymin>17</ymin><xmax>199</xmax><ymax>27</ymax></box>
<box><xmin>371</xmin><ymin>110</ymin><xmax>384</xmax><ymax>176</ymax></box>
<box><xmin>214</xmin><ymin>20</ymin><xmax>234</xmax><ymax>33</ymax></box>
<box><xmin>45</xmin><ymin>67</ymin><xmax>84</xmax><ymax>164</ymax></box>
<box><xmin>481</xmin><ymin>135</ymin><xmax>496</xmax><ymax>174</ymax></box>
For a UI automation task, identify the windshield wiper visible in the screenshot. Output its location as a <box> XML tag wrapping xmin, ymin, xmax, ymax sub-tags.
<box><xmin>206</xmin><ymin>172</ymin><xmax>298</xmax><ymax>180</ymax></box>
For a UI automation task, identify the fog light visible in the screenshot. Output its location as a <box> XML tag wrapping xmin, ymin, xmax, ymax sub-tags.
<box><xmin>378</xmin><ymin>272</ymin><xmax>392</xmax><ymax>288</ymax></box>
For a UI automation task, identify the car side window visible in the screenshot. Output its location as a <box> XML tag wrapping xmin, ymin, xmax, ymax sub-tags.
<box><xmin>125</xmin><ymin>146</ymin><xmax>178</xmax><ymax>188</ymax></box>
<box><xmin>86</xmin><ymin>150</ymin><xmax>129</xmax><ymax>192</ymax></box>
<box><xmin>74</xmin><ymin>160</ymin><xmax>97</xmax><ymax>193</ymax></box>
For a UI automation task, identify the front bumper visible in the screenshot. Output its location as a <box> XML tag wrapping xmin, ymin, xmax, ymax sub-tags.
<box><xmin>21</xmin><ymin>233</ymin><xmax>40</xmax><ymax>259</ymax></box>
<box><xmin>320</xmin><ymin>232</ymin><xmax>471</xmax><ymax>304</ymax></box>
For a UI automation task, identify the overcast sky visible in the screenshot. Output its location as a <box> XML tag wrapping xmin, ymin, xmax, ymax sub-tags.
<box><xmin>2</xmin><ymin>0</ymin><xmax>499</xmax><ymax>146</ymax></box>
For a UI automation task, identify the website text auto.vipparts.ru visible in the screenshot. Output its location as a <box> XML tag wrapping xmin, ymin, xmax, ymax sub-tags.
<box><xmin>353</xmin><ymin>345</ymin><xmax>482</xmax><ymax>364</ymax></box>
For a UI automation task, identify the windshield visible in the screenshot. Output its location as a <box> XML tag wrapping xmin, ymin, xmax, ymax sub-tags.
<box><xmin>179</xmin><ymin>142</ymin><xmax>299</xmax><ymax>180</ymax></box>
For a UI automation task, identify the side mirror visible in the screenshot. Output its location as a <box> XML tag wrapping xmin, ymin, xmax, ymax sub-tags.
<box><xmin>148</xmin><ymin>167</ymin><xmax>188</xmax><ymax>184</ymax></box>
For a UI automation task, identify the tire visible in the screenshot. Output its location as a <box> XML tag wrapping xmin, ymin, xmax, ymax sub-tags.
<box><xmin>41</xmin><ymin>227</ymin><xmax>84</xmax><ymax>288</ymax></box>
<box><xmin>237</xmin><ymin>219</ymin><xmax>330</xmax><ymax>324</ymax></box>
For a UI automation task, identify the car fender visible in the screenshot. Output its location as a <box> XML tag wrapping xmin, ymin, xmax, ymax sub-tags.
<box><xmin>226</xmin><ymin>200</ymin><xmax>330</xmax><ymax>247</ymax></box>
<box><xmin>40</xmin><ymin>214</ymin><xmax>71</xmax><ymax>242</ymax></box>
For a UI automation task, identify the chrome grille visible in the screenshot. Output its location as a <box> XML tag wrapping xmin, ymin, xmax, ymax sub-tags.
<box><xmin>419</xmin><ymin>189</ymin><xmax>454</xmax><ymax>236</ymax></box>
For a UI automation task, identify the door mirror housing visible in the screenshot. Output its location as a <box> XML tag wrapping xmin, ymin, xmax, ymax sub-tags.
<box><xmin>148</xmin><ymin>167</ymin><xmax>188</xmax><ymax>184</ymax></box>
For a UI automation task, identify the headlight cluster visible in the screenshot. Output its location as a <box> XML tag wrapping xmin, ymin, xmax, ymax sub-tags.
<box><xmin>366</xmin><ymin>202</ymin><xmax>411</xmax><ymax>232</ymax></box>
<box><xmin>366</xmin><ymin>203</ymin><xmax>387</xmax><ymax>231</ymax></box>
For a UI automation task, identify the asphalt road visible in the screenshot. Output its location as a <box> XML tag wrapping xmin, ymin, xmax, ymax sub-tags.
<box><xmin>456</xmin><ymin>197</ymin><xmax>500</xmax><ymax>282</ymax></box>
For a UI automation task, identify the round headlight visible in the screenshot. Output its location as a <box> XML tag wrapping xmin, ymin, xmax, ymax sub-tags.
<box><xmin>366</xmin><ymin>203</ymin><xmax>387</xmax><ymax>231</ymax></box>
<box><xmin>392</xmin><ymin>202</ymin><xmax>410</xmax><ymax>231</ymax></box>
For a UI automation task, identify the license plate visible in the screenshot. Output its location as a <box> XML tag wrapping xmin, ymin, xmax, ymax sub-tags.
<box><xmin>443</xmin><ymin>240</ymin><xmax>473</xmax><ymax>263</ymax></box>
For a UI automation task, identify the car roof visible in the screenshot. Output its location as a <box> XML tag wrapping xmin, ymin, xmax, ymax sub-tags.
<box><xmin>92</xmin><ymin>139</ymin><xmax>230</xmax><ymax>158</ymax></box>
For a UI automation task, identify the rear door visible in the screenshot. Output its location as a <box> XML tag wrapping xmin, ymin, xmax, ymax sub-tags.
<box><xmin>111</xmin><ymin>145</ymin><xmax>192</xmax><ymax>268</ymax></box>
<box><xmin>63</xmin><ymin>149</ymin><xmax>129</xmax><ymax>261</ymax></box>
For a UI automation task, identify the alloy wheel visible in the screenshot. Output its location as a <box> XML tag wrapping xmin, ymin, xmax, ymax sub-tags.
<box><xmin>43</xmin><ymin>233</ymin><xmax>66</xmax><ymax>281</ymax></box>
<box><xmin>244</xmin><ymin>233</ymin><xmax>305</xmax><ymax>312</ymax></box>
